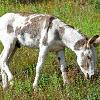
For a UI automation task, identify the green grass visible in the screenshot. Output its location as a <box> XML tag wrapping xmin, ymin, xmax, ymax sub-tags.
<box><xmin>0</xmin><ymin>0</ymin><xmax>100</xmax><ymax>100</ymax></box>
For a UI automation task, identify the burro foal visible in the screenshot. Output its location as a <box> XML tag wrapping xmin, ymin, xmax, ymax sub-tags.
<box><xmin>0</xmin><ymin>13</ymin><xmax>100</xmax><ymax>89</ymax></box>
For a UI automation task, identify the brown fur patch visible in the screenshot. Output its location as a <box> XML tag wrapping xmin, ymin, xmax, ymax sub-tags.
<box><xmin>15</xmin><ymin>14</ymin><xmax>56</xmax><ymax>46</ymax></box>
<box><xmin>46</xmin><ymin>16</ymin><xmax>55</xmax><ymax>32</ymax></box>
<box><xmin>15</xmin><ymin>16</ymin><xmax>43</xmax><ymax>38</ymax></box>
<box><xmin>42</xmin><ymin>16</ymin><xmax>55</xmax><ymax>45</ymax></box>
<box><xmin>7</xmin><ymin>24</ymin><xmax>14</xmax><ymax>33</ymax></box>
<box><xmin>15</xmin><ymin>26</ymin><xmax>21</xmax><ymax>35</ymax></box>
<box><xmin>54</xmin><ymin>29</ymin><xmax>61</xmax><ymax>40</ymax></box>
<box><xmin>74</xmin><ymin>38</ymin><xmax>87</xmax><ymax>50</ymax></box>
<box><xmin>82</xmin><ymin>55</ymin><xmax>90</xmax><ymax>70</ymax></box>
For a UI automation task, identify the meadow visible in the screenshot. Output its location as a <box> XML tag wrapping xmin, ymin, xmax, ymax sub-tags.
<box><xmin>0</xmin><ymin>0</ymin><xmax>100</xmax><ymax>99</ymax></box>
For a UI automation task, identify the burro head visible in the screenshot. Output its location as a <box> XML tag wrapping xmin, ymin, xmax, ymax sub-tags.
<box><xmin>75</xmin><ymin>35</ymin><xmax>100</xmax><ymax>79</ymax></box>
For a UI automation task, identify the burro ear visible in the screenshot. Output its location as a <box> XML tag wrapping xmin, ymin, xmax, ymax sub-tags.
<box><xmin>94</xmin><ymin>36</ymin><xmax>100</xmax><ymax>46</ymax></box>
<box><xmin>87</xmin><ymin>35</ymin><xmax>99</xmax><ymax>48</ymax></box>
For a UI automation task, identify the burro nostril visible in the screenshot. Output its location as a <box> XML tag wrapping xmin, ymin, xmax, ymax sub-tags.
<box><xmin>87</xmin><ymin>73</ymin><xmax>89</xmax><ymax>79</ymax></box>
<box><xmin>90</xmin><ymin>74</ymin><xmax>95</xmax><ymax>80</ymax></box>
<box><xmin>84</xmin><ymin>73</ymin><xmax>90</xmax><ymax>80</ymax></box>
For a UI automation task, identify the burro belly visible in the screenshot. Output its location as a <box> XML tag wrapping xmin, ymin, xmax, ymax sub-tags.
<box><xmin>48</xmin><ymin>41</ymin><xmax>65</xmax><ymax>52</ymax></box>
<box><xmin>17</xmin><ymin>33</ymin><xmax>40</xmax><ymax>48</ymax></box>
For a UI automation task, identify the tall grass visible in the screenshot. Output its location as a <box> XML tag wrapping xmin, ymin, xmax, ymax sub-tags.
<box><xmin>0</xmin><ymin>0</ymin><xmax>100</xmax><ymax>100</ymax></box>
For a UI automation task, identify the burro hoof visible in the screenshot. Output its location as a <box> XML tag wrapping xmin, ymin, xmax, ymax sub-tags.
<box><xmin>2</xmin><ymin>80</ymin><xmax>14</xmax><ymax>90</ymax></box>
<box><xmin>33</xmin><ymin>84</ymin><xmax>38</xmax><ymax>91</ymax></box>
<box><xmin>2</xmin><ymin>84</ymin><xmax>9</xmax><ymax>91</ymax></box>
<box><xmin>64</xmin><ymin>80</ymin><xmax>69</xmax><ymax>85</ymax></box>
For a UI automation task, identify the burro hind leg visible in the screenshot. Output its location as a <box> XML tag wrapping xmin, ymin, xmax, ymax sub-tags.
<box><xmin>0</xmin><ymin>37</ymin><xmax>17</xmax><ymax>89</ymax></box>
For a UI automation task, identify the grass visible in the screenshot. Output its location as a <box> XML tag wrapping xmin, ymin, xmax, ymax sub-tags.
<box><xmin>0</xmin><ymin>0</ymin><xmax>100</xmax><ymax>100</ymax></box>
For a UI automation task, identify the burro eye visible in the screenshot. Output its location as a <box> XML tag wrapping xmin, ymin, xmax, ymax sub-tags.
<box><xmin>87</xmin><ymin>56</ymin><xmax>91</xmax><ymax>60</ymax></box>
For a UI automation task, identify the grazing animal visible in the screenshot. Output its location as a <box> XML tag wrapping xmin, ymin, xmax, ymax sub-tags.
<box><xmin>0</xmin><ymin>13</ymin><xmax>100</xmax><ymax>89</ymax></box>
